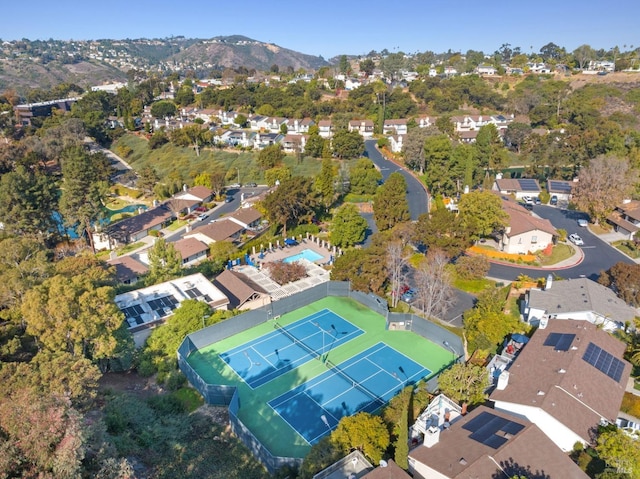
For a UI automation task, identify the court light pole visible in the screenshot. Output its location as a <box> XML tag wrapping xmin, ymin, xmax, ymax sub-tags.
<box><xmin>443</xmin><ymin>340</ymin><xmax>457</xmax><ymax>362</ymax></box>
<box><xmin>313</xmin><ymin>321</ymin><xmax>326</xmax><ymax>361</ymax></box>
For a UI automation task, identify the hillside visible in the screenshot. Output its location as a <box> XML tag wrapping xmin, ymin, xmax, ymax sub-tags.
<box><xmin>0</xmin><ymin>35</ymin><xmax>328</xmax><ymax>94</ymax></box>
<box><xmin>170</xmin><ymin>36</ymin><xmax>328</xmax><ymax>71</ymax></box>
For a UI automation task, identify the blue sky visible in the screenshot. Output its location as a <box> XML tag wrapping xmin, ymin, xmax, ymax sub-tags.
<box><xmin>4</xmin><ymin>0</ymin><xmax>639</xmax><ymax>59</ymax></box>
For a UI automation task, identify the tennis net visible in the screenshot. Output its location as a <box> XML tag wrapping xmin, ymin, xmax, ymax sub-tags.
<box><xmin>325</xmin><ymin>359</ymin><xmax>383</xmax><ymax>406</ymax></box>
<box><xmin>274</xmin><ymin>322</ymin><xmax>320</xmax><ymax>360</ymax></box>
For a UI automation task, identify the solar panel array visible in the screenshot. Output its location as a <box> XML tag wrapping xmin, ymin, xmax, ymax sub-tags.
<box><xmin>148</xmin><ymin>295</ymin><xmax>179</xmax><ymax>317</ymax></box>
<box><xmin>462</xmin><ymin>411</ymin><xmax>525</xmax><ymax>449</ymax></box>
<box><xmin>543</xmin><ymin>332</ymin><xmax>576</xmax><ymax>351</ymax></box>
<box><xmin>582</xmin><ymin>342</ymin><xmax>625</xmax><ymax>383</ymax></box>
<box><xmin>122</xmin><ymin>304</ymin><xmax>145</xmax><ymax>326</ymax></box>
<box><xmin>518</xmin><ymin>178</ymin><xmax>540</xmax><ymax>191</ymax></box>
<box><xmin>185</xmin><ymin>287</ymin><xmax>202</xmax><ymax>299</ymax></box>
<box><xmin>548</xmin><ymin>180</ymin><xmax>572</xmax><ymax>194</ymax></box>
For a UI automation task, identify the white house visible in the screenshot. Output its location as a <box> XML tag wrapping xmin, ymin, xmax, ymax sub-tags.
<box><xmin>348</xmin><ymin>119</ymin><xmax>375</xmax><ymax>138</ymax></box>
<box><xmin>522</xmin><ymin>277</ymin><xmax>637</xmax><ymax>331</ymax></box>
<box><xmin>318</xmin><ymin>120</ymin><xmax>333</xmax><ymax>138</ymax></box>
<box><xmin>607</xmin><ymin>199</ymin><xmax>640</xmax><ymax>240</ymax></box>
<box><xmin>383</xmin><ymin>119</ymin><xmax>408</xmax><ymax>135</ymax></box>
<box><xmin>500</xmin><ymin>199</ymin><xmax>556</xmax><ymax>254</ymax></box>
<box><xmin>490</xmin><ymin>320</ymin><xmax>631</xmax><ymax>452</ymax></box>
<box><xmin>492</xmin><ymin>176</ymin><xmax>541</xmax><ymax>200</ymax></box>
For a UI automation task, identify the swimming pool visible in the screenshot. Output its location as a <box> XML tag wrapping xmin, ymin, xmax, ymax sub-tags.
<box><xmin>283</xmin><ymin>248</ymin><xmax>324</xmax><ymax>263</ymax></box>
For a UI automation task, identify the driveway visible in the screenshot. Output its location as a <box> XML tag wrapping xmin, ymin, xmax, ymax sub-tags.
<box><xmin>488</xmin><ymin>205</ymin><xmax>635</xmax><ymax>281</ymax></box>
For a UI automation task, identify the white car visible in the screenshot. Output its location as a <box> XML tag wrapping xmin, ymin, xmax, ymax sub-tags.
<box><xmin>568</xmin><ymin>233</ymin><xmax>584</xmax><ymax>246</ymax></box>
<box><xmin>577</xmin><ymin>219</ymin><xmax>588</xmax><ymax>227</ymax></box>
<box><xmin>198</xmin><ymin>213</ymin><xmax>209</xmax><ymax>221</ymax></box>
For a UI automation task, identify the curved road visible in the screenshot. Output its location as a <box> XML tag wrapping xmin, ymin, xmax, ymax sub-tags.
<box><xmin>364</xmin><ymin>140</ymin><xmax>429</xmax><ymax>220</ymax></box>
<box><xmin>489</xmin><ymin>205</ymin><xmax>635</xmax><ymax>281</ymax></box>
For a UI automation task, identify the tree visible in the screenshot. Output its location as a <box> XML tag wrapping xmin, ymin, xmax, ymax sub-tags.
<box><xmin>316</xmin><ymin>158</ymin><xmax>336</xmax><ymax>209</ymax></box>
<box><xmin>150</xmin><ymin>100</ymin><xmax>177</xmax><ymax>119</ymax></box>
<box><xmin>572</xmin><ymin>155</ymin><xmax>638</xmax><ymax>225</ymax></box>
<box><xmin>0</xmin><ymin>165</ymin><xmax>58</xmax><ymax>238</ymax></box>
<box><xmin>304</xmin><ymin>132</ymin><xmax>326</xmax><ymax>158</ymax></box>
<box><xmin>21</xmin><ymin>256</ymin><xmax>127</xmax><ymax>364</ymax></box>
<box><xmin>463</xmin><ymin>288</ymin><xmax>521</xmax><ymax>352</ymax></box>
<box><xmin>402</xmin><ymin>126</ymin><xmax>439</xmax><ymax>173</ymax></box>
<box><xmin>359</xmin><ymin>58</ymin><xmax>375</xmax><ymax>77</ymax></box>
<box><xmin>332</xmin><ymin>412</ymin><xmax>390</xmax><ymax>464</ymax></box>
<box><xmin>573</xmin><ymin>44</ymin><xmax>596</xmax><ymax>70</ymax></box>
<box><xmin>330</xmin><ymin>203</ymin><xmax>368</xmax><ymax>248</ymax></box>
<box><xmin>387</xmin><ymin>241</ymin><xmax>409</xmax><ymax>308</ymax></box>
<box><xmin>423</xmin><ymin>134</ymin><xmax>454</xmax><ymax>195</ymax></box>
<box><xmin>262</xmin><ymin>177</ymin><xmax>318</xmax><ymax>237</ymax></box>
<box><xmin>339</xmin><ymin>55</ymin><xmax>350</xmax><ymax>74</ymax></box>
<box><xmin>330</xmin><ymin>241</ymin><xmax>388</xmax><ymax>296</ymax></box>
<box><xmin>503</xmin><ymin>122</ymin><xmax>532</xmax><ymax>153</ymax></box>
<box><xmin>148</xmin><ymin>130</ymin><xmax>169</xmax><ymax>149</ymax></box>
<box><xmin>413</xmin><ymin>249</ymin><xmax>454</xmax><ymax>320</ymax></box>
<box><xmin>257</xmin><ymin>144</ymin><xmax>284</xmax><ymax>170</ymax></box>
<box><xmin>373</xmin><ymin>172</ymin><xmax>410</xmax><ymax>231</ymax></box>
<box><xmin>59</xmin><ymin>145</ymin><xmax>112</xmax><ymax>252</ymax></box>
<box><xmin>437</xmin><ymin>362</ymin><xmax>490</xmax><ymax>406</ymax></box>
<box><xmin>474</xmin><ymin>123</ymin><xmax>508</xmax><ymax>172</ymax></box>
<box><xmin>209</xmin><ymin>170</ymin><xmax>226</xmax><ymax>199</ymax></box>
<box><xmin>598</xmin><ymin>262</ymin><xmax>640</xmax><ymax>306</ymax></box>
<box><xmin>596</xmin><ymin>427</ymin><xmax>640</xmax><ymax>477</ymax></box>
<box><xmin>332</xmin><ymin>129</ymin><xmax>364</xmax><ymax>159</ymax></box>
<box><xmin>146</xmin><ymin>238</ymin><xmax>182</xmax><ymax>285</ymax></box>
<box><xmin>455</xmin><ymin>255</ymin><xmax>490</xmax><ymax>280</ymax></box>
<box><xmin>349</xmin><ymin>158</ymin><xmax>382</xmax><ymax>195</ymax></box>
<box><xmin>413</xmin><ymin>209</ymin><xmax>471</xmax><ymax>257</ymax></box>
<box><xmin>137</xmin><ymin>166</ymin><xmax>159</xmax><ymax>195</ymax></box>
<box><xmin>458</xmin><ymin>191</ymin><xmax>508</xmax><ymax>240</ymax></box>
<box><xmin>265</xmin><ymin>261</ymin><xmax>307</xmax><ymax>285</ymax></box>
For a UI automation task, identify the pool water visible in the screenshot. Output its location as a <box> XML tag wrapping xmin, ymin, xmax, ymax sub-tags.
<box><xmin>283</xmin><ymin>248</ymin><xmax>324</xmax><ymax>263</ymax></box>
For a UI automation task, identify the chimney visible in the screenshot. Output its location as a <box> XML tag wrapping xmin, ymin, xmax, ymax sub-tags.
<box><xmin>423</xmin><ymin>425</ymin><xmax>440</xmax><ymax>448</ymax></box>
<box><xmin>496</xmin><ymin>370</ymin><xmax>510</xmax><ymax>390</ymax></box>
<box><xmin>545</xmin><ymin>274</ymin><xmax>553</xmax><ymax>290</ymax></box>
<box><xmin>539</xmin><ymin>316</ymin><xmax>549</xmax><ymax>329</ymax></box>
<box><xmin>496</xmin><ymin>172</ymin><xmax>503</xmax><ymax>180</ymax></box>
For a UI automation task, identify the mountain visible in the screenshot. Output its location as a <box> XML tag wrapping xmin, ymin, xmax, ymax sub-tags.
<box><xmin>170</xmin><ymin>35</ymin><xmax>328</xmax><ymax>71</ymax></box>
<box><xmin>0</xmin><ymin>36</ymin><xmax>328</xmax><ymax>95</ymax></box>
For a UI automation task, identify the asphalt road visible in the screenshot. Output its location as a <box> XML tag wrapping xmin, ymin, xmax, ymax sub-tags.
<box><xmin>364</xmin><ymin>140</ymin><xmax>429</xmax><ymax>220</ymax></box>
<box><xmin>488</xmin><ymin>205</ymin><xmax>635</xmax><ymax>281</ymax></box>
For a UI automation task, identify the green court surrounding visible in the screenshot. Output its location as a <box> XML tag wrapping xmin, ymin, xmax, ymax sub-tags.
<box><xmin>186</xmin><ymin>296</ymin><xmax>454</xmax><ymax>458</ymax></box>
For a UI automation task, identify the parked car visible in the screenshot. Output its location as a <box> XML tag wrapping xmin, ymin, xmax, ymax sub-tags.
<box><xmin>550</xmin><ymin>195</ymin><xmax>558</xmax><ymax>206</ymax></box>
<box><xmin>225</xmin><ymin>195</ymin><xmax>233</xmax><ymax>203</ymax></box>
<box><xmin>229</xmin><ymin>183</ymin><xmax>241</xmax><ymax>188</ymax></box>
<box><xmin>568</xmin><ymin>233</ymin><xmax>584</xmax><ymax>246</ymax></box>
<box><xmin>522</xmin><ymin>196</ymin><xmax>533</xmax><ymax>204</ymax></box>
<box><xmin>534</xmin><ymin>197</ymin><xmax>541</xmax><ymax>205</ymax></box>
<box><xmin>246</xmin><ymin>182</ymin><xmax>257</xmax><ymax>187</ymax></box>
<box><xmin>198</xmin><ymin>213</ymin><xmax>209</xmax><ymax>221</ymax></box>
<box><xmin>195</xmin><ymin>206</ymin><xmax>207</xmax><ymax>212</ymax></box>
<box><xmin>577</xmin><ymin>219</ymin><xmax>588</xmax><ymax>227</ymax></box>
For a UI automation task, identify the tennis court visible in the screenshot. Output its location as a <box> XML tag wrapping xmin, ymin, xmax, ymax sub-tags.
<box><xmin>268</xmin><ymin>342</ymin><xmax>430</xmax><ymax>444</ymax></box>
<box><xmin>219</xmin><ymin>309</ymin><xmax>363</xmax><ymax>388</ymax></box>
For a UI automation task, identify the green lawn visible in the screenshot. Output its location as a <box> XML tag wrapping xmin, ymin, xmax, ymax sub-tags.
<box><xmin>452</xmin><ymin>276</ymin><xmax>496</xmax><ymax>293</ymax></box>
<box><xmin>186</xmin><ymin>296</ymin><xmax>453</xmax><ymax>459</ymax></box>
<box><xmin>538</xmin><ymin>243</ymin><xmax>575</xmax><ymax>265</ymax></box>
<box><xmin>612</xmin><ymin>240</ymin><xmax>640</xmax><ymax>259</ymax></box>
<box><xmin>117</xmin><ymin>242</ymin><xmax>145</xmax><ymax>255</ymax></box>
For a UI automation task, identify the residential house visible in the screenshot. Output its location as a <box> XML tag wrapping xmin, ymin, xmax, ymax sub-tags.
<box><xmin>184</xmin><ymin>218</ymin><xmax>245</xmax><ymax>245</ymax></box>
<box><xmin>383</xmin><ymin>119</ymin><xmax>408</xmax><ymax>135</ymax></box>
<box><xmin>408</xmin><ymin>405</ymin><xmax>588</xmax><ymax>479</ymax></box>
<box><xmin>103</xmin><ymin>204</ymin><xmax>175</xmax><ymax>247</ymax></box>
<box><xmin>107</xmin><ymin>255</ymin><xmax>148</xmax><ymax>285</ymax></box>
<box><xmin>363</xmin><ymin>459</ymin><xmax>410</xmax><ymax>478</ymax></box>
<box><xmin>500</xmin><ymin>198</ymin><xmax>557</xmax><ymax>254</ymax></box>
<box><xmin>253</xmin><ymin>132</ymin><xmax>283</xmax><ymax>150</ymax></box>
<box><xmin>588</xmin><ymin>60</ymin><xmax>615</xmax><ymax>72</ymax></box>
<box><xmin>217</xmin><ymin>110</ymin><xmax>240</xmax><ymax>125</ymax></box>
<box><xmin>388</xmin><ymin>134</ymin><xmax>405</xmax><ymax>153</ymax></box>
<box><xmin>528</xmin><ymin>62</ymin><xmax>551</xmax><ymax>74</ymax></box>
<box><xmin>547</xmin><ymin>179</ymin><xmax>574</xmax><ymax>204</ymax></box>
<box><xmin>490</xmin><ymin>320</ymin><xmax>631</xmax><ymax>452</ymax></box>
<box><xmin>345</xmin><ymin>78</ymin><xmax>362</xmax><ymax>90</ymax></box>
<box><xmin>492</xmin><ymin>175</ymin><xmax>541</xmax><ymax>200</ymax></box>
<box><xmin>457</xmin><ymin>130</ymin><xmax>479</xmax><ymax>143</ymax></box>
<box><xmin>212</xmin><ymin>269</ymin><xmax>271</xmax><ymax>310</ymax></box>
<box><xmin>318</xmin><ymin>120</ymin><xmax>333</xmax><ymax>138</ymax></box>
<box><xmin>281</xmin><ymin>134</ymin><xmax>306</xmax><ymax>153</ymax></box>
<box><xmin>227</xmin><ymin>206</ymin><xmax>263</xmax><ymax>231</ymax></box>
<box><xmin>285</xmin><ymin>118</ymin><xmax>314</xmax><ymax>134</ymax></box>
<box><xmin>607</xmin><ymin>199</ymin><xmax>640</xmax><ymax>240</ymax></box>
<box><xmin>173</xmin><ymin>237</ymin><xmax>209</xmax><ymax>266</ymax></box>
<box><xmin>418</xmin><ymin>116</ymin><xmax>437</xmax><ymax>129</ymax></box>
<box><xmin>348</xmin><ymin>119</ymin><xmax>375</xmax><ymax>138</ymax></box>
<box><xmin>443</xmin><ymin>66</ymin><xmax>457</xmax><ymax>76</ymax></box>
<box><xmin>522</xmin><ymin>276</ymin><xmax>637</xmax><ymax>331</ymax></box>
<box><xmin>175</xmin><ymin>185</ymin><xmax>214</xmax><ymax>205</ymax></box>
<box><xmin>115</xmin><ymin>273</ymin><xmax>230</xmax><ymax>346</ymax></box>
<box><xmin>476</xmin><ymin>64</ymin><xmax>497</xmax><ymax>75</ymax></box>
<box><xmin>217</xmin><ymin>130</ymin><xmax>256</xmax><ymax>148</ymax></box>
<box><xmin>249</xmin><ymin>114</ymin><xmax>268</xmax><ymax>130</ymax></box>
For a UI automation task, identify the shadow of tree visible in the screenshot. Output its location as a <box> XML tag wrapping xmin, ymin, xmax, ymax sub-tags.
<box><xmin>491</xmin><ymin>458</ymin><xmax>551</xmax><ymax>479</ymax></box>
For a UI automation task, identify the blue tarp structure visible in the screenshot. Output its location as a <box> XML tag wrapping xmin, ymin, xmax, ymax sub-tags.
<box><xmin>284</xmin><ymin>238</ymin><xmax>298</xmax><ymax>246</ymax></box>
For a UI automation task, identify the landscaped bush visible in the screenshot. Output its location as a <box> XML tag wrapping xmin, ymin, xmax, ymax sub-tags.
<box><xmin>265</xmin><ymin>260</ymin><xmax>307</xmax><ymax>285</ymax></box>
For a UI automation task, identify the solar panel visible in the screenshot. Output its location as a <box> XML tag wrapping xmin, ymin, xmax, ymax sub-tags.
<box><xmin>185</xmin><ymin>287</ymin><xmax>202</xmax><ymax>298</ymax></box>
<box><xmin>549</xmin><ymin>180</ymin><xmax>572</xmax><ymax>193</ymax></box>
<box><xmin>462</xmin><ymin>411</ymin><xmax>524</xmax><ymax>449</ymax></box>
<box><xmin>518</xmin><ymin>179</ymin><xmax>540</xmax><ymax>191</ymax></box>
<box><xmin>543</xmin><ymin>333</ymin><xmax>575</xmax><ymax>351</ymax></box>
<box><xmin>583</xmin><ymin>342</ymin><xmax>625</xmax><ymax>383</ymax></box>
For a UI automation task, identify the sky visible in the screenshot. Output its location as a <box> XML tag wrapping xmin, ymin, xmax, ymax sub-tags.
<box><xmin>4</xmin><ymin>0</ymin><xmax>639</xmax><ymax>59</ymax></box>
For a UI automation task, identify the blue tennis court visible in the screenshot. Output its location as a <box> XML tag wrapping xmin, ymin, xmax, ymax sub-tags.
<box><xmin>268</xmin><ymin>342</ymin><xmax>431</xmax><ymax>444</ymax></box>
<box><xmin>219</xmin><ymin>309</ymin><xmax>363</xmax><ymax>388</ymax></box>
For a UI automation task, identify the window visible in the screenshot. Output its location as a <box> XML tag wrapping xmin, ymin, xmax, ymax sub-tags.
<box><xmin>531</xmin><ymin>235</ymin><xmax>537</xmax><ymax>244</ymax></box>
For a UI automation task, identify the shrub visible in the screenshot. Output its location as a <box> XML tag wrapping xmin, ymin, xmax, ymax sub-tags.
<box><xmin>455</xmin><ymin>255</ymin><xmax>490</xmax><ymax>280</ymax></box>
<box><xmin>164</xmin><ymin>370</ymin><xmax>187</xmax><ymax>391</ymax></box>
